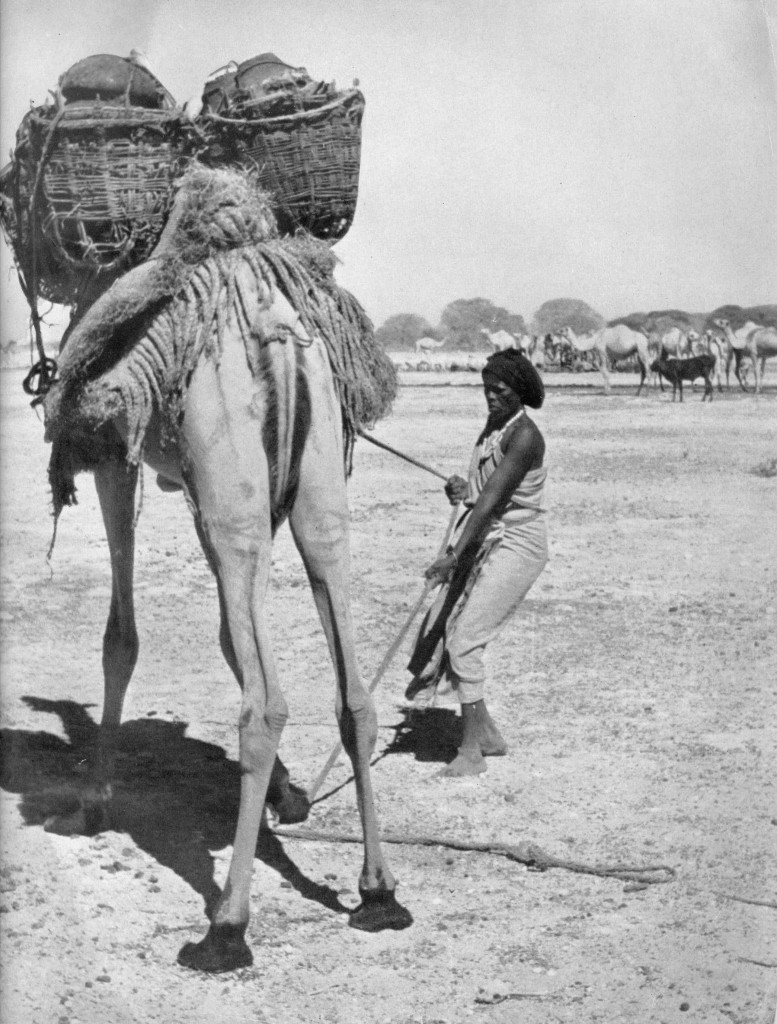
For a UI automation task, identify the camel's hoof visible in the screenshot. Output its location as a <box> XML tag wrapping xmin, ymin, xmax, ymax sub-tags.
<box><xmin>177</xmin><ymin>924</ymin><xmax>253</xmax><ymax>973</ymax></box>
<box><xmin>349</xmin><ymin>890</ymin><xmax>413</xmax><ymax>933</ymax></box>
<box><xmin>270</xmin><ymin>784</ymin><xmax>311</xmax><ymax>825</ymax></box>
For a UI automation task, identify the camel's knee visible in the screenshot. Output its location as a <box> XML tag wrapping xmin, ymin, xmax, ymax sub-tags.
<box><xmin>102</xmin><ymin>614</ymin><xmax>138</xmax><ymax>675</ymax></box>
<box><xmin>238</xmin><ymin>701</ymin><xmax>288</xmax><ymax>770</ymax></box>
<box><xmin>294</xmin><ymin>508</ymin><xmax>351</xmax><ymax>576</ymax></box>
<box><xmin>338</xmin><ymin>697</ymin><xmax>379</xmax><ymax>753</ymax></box>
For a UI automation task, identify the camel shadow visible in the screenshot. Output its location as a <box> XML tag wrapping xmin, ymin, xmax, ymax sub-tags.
<box><xmin>382</xmin><ymin>706</ymin><xmax>462</xmax><ymax>763</ymax></box>
<box><xmin>0</xmin><ymin>697</ymin><xmax>348</xmax><ymax>920</ymax></box>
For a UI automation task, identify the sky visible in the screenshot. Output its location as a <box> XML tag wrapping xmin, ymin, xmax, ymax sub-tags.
<box><xmin>1</xmin><ymin>0</ymin><xmax>776</xmax><ymax>343</ymax></box>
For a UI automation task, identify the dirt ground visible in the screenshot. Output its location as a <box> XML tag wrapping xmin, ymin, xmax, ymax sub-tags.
<box><xmin>1</xmin><ymin>364</ymin><xmax>776</xmax><ymax>1024</ymax></box>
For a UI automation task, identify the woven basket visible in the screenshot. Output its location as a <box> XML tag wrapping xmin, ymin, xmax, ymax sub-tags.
<box><xmin>8</xmin><ymin>104</ymin><xmax>200</xmax><ymax>304</ymax></box>
<box><xmin>203</xmin><ymin>87</ymin><xmax>365</xmax><ymax>242</ymax></box>
<box><xmin>0</xmin><ymin>157</ymin><xmax>80</xmax><ymax>305</ymax></box>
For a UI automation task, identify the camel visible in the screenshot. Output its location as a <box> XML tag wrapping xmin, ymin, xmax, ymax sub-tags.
<box><xmin>479</xmin><ymin>327</ymin><xmax>518</xmax><ymax>352</ymax></box>
<box><xmin>646</xmin><ymin>326</ymin><xmax>690</xmax><ymax>361</ymax></box>
<box><xmin>0</xmin><ymin>339</ymin><xmax>19</xmax><ymax>365</ymax></box>
<box><xmin>645</xmin><ymin>326</ymin><xmax>692</xmax><ymax>391</ymax></box>
<box><xmin>742</xmin><ymin>326</ymin><xmax>777</xmax><ymax>388</ymax></box>
<box><xmin>558</xmin><ymin>324</ymin><xmax>650</xmax><ymax>394</ymax></box>
<box><xmin>713</xmin><ymin>318</ymin><xmax>766</xmax><ymax>392</ymax></box>
<box><xmin>41</xmin><ymin>168</ymin><xmax>411</xmax><ymax>972</ymax></box>
<box><xmin>528</xmin><ymin>334</ymin><xmax>545</xmax><ymax>369</ymax></box>
<box><xmin>689</xmin><ymin>331</ymin><xmax>724</xmax><ymax>392</ymax></box>
<box><xmin>414</xmin><ymin>335</ymin><xmax>447</xmax><ymax>355</ymax></box>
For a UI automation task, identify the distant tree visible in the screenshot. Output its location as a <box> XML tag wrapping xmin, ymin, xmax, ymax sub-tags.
<box><xmin>531</xmin><ymin>298</ymin><xmax>604</xmax><ymax>336</ymax></box>
<box><xmin>621</xmin><ymin>309</ymin><xmax>694</xmax><ymax>337</ymax></box>
<box><xmin>706</xmin><ymin>303</ymin><xmax>777</xmax><ymax>331</ymax></box>
<box><xmin>608</xmin><ymin>311</ymin><xmax>650</xmax><ymax>332</ymax></box>
<box><xmin>748</xmin><ymin>304</ymin><xmax>777</xmax><ymax>327</ymax></box>
<box><xmin>687</xmin><ymin>313</ymin><xmax>709</xmax><ymax>335</ymax></box>
<box><xmin>438</xmin><ymin>298</ymin><xmax>526</xmax><ymax>351</ymax></box>
<box><xmin>375</xmin><ymin>313</ymin><xmax>436</xmax><ymax>351</ymax></box>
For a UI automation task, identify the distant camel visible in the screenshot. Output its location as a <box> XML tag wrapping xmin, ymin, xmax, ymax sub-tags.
<box><xmin>414</xmin><ymin>336</ymin><xmax>447</xmax><ymax>355</ymax></box>
<box><xmin>515</xmin><ymin>333</ymin><xmax>533</xmax><ymax>353</ymax></box>
<box><xmin>645</xmin><ymin>326</ymin><xmax>691</xmax><ymax>390</ymax></box>
<box><xmin>0</xmin><ymin>339</ymin><xmax>19</xmax><ymax>364</ymax></box>
<box><xmin>528</xmin><ymin>335</ymin><xmax>545</xmax><ymax>368</ymax></box>
<box><xmin>688</xmin><ymin>331</ymin><xmax>724</xmax><ymax>392</ymax></box>
<box><xmin>646</xmin><ymin>326</ymin><xmax>691</xmax><ymax>360</ymax></box>
<box><xmin>558</xmin><ymin>324</ymin><xmax>650</xmax><ymax>394</ymax></box>
<box><xmin>713</xmin><ymin>318</ymin><xmax>766</xmax><ymax>392</ymax></box>
<box><xmin>744</xmin><ymin>326</ymin><xmax>777</xmax><ymax>388</ymax></box>
<box><xmin>480</xmin><ymin>328</ymin><xmax>517</xmax><ymax>352</ymax></box>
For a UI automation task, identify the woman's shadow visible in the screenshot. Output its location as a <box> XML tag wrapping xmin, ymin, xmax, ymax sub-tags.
<box><xmin>0</xmin><ymin>696</ymin><xmax>348</xmax><ymax>920</ymax></box>
<box><xmin>382</xmin><ymin>705</ymin><xmax>462</xmax><ymax>763</ymax></box>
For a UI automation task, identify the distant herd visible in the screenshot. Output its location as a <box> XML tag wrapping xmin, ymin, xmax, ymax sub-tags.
<box><xmin>396</xmin><ymin>320</ymin><xmax>776</xmax><ymax>398</ymax></box>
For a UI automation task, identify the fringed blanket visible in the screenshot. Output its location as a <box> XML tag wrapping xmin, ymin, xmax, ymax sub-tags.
<box><xmin>43</xmin><ymin>164</ymin><xmax>396</xmax><ymax>516</ymax></box>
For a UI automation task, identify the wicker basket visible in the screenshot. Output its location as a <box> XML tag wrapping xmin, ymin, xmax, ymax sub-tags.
<box><xmin>203</xmin><ymin>86</ymin><xmax>365</xmax><ymax>242</ymax></box>
<box><xmin>0</xmin><ymin>157</ymin><xmax>80</xmax><ymax>305</ymax></box>
<box><xmin>7</xmin><ymin>103</ymin><xmax>200</xmax><ymax>304</ymax></box>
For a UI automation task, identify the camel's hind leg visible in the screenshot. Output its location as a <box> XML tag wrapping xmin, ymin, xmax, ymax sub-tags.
<box><xmin>597</xmin><ymin>349</ymin><xmax>612</xmax><ymax>392</ymax></box>
<box><xmin>94</xmin><ymin>459</ymin><xmax>140</xmax><ymax>744</ymax></box>
<box><xmin>175</xmin><ymin>358</ymin><xmax>287</xmax><ymax>973</ymax></box>
<box><xmin>288</xmin><ymin>382</ymin><xmax>412</xmax><ymax>934</ymax></box>
<box><xmin>752</xmin><ymin>350</ymin><xmax>762</xmax><ymax>394</ymax></box>
<box><xmin>44</xmin><ymin>456</ymin><xmax>139</xmax><ymax>836</ymax></box>
<box><xmin>635</xmin><ymin>355</ymin><xmax>648</xmax><ymax>396</ymax></box>
<box><xmin>191</xmin><ymin>513</ymin><xmax>310</xmax><ymax>825</ymax></box>
<box><xmin>289</xmin><ymin>493</ymin><xmax>412</xmax><ymax>933</ymax></box>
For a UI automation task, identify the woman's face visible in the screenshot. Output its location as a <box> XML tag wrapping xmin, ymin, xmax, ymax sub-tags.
<box><xmin>483</xmin><ymin>375</ymin><xmax>522</xmax><ymax>420</ymax></box>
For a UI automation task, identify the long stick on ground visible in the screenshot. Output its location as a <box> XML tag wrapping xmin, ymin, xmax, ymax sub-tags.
<box><xmin>307</xmin><ymin>502</ymin><xmax>461</xmax><ymax>802</ymax></box>
<box><xmin>357</xmin><ymin>429</ymin><xmax>448</xmax><ymax>482</ymax></box>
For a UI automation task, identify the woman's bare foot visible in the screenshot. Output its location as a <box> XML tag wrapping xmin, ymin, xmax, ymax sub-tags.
<box><xmin>479</xmin><ymin>720</ymin><xmax>507</xmax><ymax>756</ymax></box>
<box><xmin>459</xmin><ymin>699</ymin><xmax>508</xmax><ymax>756</ymax></box>
<box><xmin>437</xmin><ymin>747</ymin><xmax>487</xmax><ymax>777</ymax></box>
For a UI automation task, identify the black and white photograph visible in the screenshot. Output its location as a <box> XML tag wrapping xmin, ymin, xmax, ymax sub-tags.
<box><xmin>1</xmin><ymin>2</ymin><xmax>775</xmax><ymax>1022</ymax></box>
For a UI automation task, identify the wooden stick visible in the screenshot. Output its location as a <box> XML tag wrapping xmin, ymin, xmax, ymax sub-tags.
<box><xmin>357</xmin><ymin>429</ymin><xmax>448</xmax><ymax>482</ymax></box>
<box><xmin>306</xmin><ymin>503</ymin><xmax>461</xmax><ymax>802</ymax></box>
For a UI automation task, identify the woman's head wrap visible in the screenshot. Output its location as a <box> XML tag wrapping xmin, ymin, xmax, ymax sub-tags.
<box><xmin>482</xmin><ymin>349</ymin><xmax>545</xmax><ymax>408</ymax></box>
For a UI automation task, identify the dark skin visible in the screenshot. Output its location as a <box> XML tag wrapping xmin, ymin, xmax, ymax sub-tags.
<box><xmin>424</xmin><ymin>374</ymin><xmax>545</xmax><ymax>777</ymax></box>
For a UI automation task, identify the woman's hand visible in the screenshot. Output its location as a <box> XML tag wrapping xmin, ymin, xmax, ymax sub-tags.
<box><xmin>424</xmin><ymin>551</ymin><xmax>458</xmax><ymax>584</ymax></box>
<box><xmin>444</xmin><ymin>474</ymin><xmax>467</xmax><ymax>505</ymax></box>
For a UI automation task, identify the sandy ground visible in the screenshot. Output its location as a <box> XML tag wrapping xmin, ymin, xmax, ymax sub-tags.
<box><xmin>1</xmin><ymin>365</ymin><xmax>776</xmax><ymax>1024</ymax></box>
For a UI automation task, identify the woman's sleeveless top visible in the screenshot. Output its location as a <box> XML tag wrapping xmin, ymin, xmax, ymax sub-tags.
<box><xmin>464</xmin><ymin>410</ymin><xmax>547</xmax><ymax>522</ymax></box>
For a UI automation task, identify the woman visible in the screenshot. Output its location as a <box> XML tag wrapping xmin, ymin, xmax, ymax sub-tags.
<box><xmin>407</xmin><ymin>348</ymin><xmax>548</xmax><ymax>777</ymax></box>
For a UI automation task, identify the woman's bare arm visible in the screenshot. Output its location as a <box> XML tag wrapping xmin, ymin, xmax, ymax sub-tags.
<box><xmin>452</xmin><ymin>420</ymin><xmax>543</xmax><ymax>556</ymax></box>
<box><xmin>425</xmin><ymin>420</ymin><xmax>543</xmax><ymax>581</ymax></box>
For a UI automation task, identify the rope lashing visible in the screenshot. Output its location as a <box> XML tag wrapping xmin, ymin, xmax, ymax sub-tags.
<box><xmin>306</xmin><ymin>502</ymin><xmax>461</xmax><ymax>802</ymax></box>
<box><xmin>23</xmin><ymin>356</ymin><xmax>59</xmax><ymax>400</ymax></box>
<box><xmin>273</xmin><ymin>828</ymin><xmax>676</xmax><ymax>888</ymax></box>
<box><xmin>22</xmin><ymin>107</ymin><xmax>67</xmax><ymax>403</ymax></box>
<box><xmin>357</xmin><ymin>429</ymin><xmax>448</xmax><ymax>482</ymax></box>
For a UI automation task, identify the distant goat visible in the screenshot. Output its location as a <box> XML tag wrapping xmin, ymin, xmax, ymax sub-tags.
<box><xmin>650</xmin><ymin>347</ymin><xmax>716</xmax><ymax>402</ymax></box>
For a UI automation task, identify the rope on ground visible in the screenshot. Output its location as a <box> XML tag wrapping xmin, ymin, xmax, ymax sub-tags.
<box><xmin>272</xmin><ymin>827</ymin><xmax>676</xmax><ymax>887</ymax></box>
<box><xmin>714</xmin><ymin>891</ymin><xmax>777</xmax><ymax>910</ymax></box>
